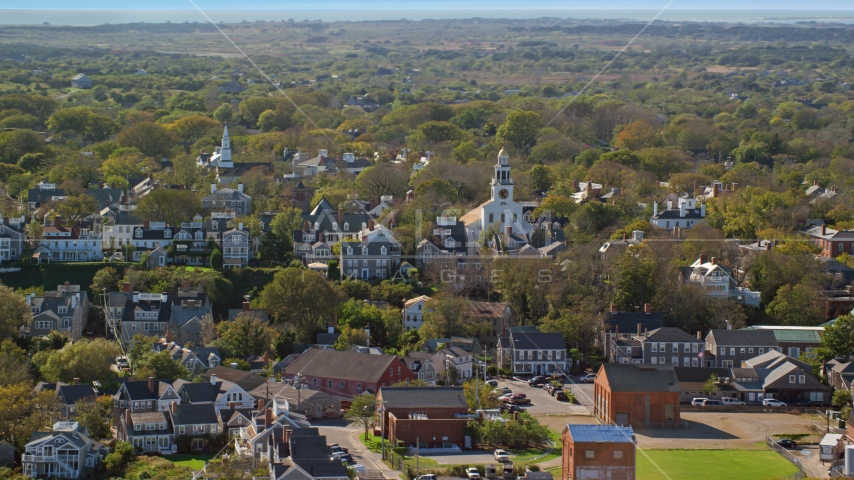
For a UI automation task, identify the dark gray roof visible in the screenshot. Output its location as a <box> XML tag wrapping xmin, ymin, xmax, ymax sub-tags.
<box><xmin>603</xmin><ymin>311</ymin><xmax>665</xmax><ymax>334</ymax></box>
<box><xmin>708</xmin><ymin>329</ymin><xmax>778</xmax><ymax>347</ymax></box>
<box><xmin>510</xmin><ymin>332</ymin><xmax>566</xmax><ymax>350</ymax></box>
<box><xmin>283</xmin><ymin>349</ymin><xmax>405</xmax><ymax>384</ymax></box>
<box><xmin>566</xmin><ymin>425</ymin><xmax>635</xmax><ymax>443</ymax></box>
<box><xmin>201</xmin><ymin>366</ymin><xmax>267</xmax><ymax>392</ymax></box>
<box><xmin>289</xmin><ymin>428</ymin><xmax>349</xmax><ymax>478</ymax></box>
<box><xmin>57</xmin><ymin>384</ymin><xmax>97</xmax><ymax>406</ymax></box>
<box><xmin>643</xmin><ymin>328</ymin><xmax>704</xmax><ymax>343</ymax></box>
<box><xmin>378</xmin><ymin>387</ymin><xmax>468</xmax><ymax>410</ymax></box>
<box><xmin>171</xmin><ymin>403</ymin><xmax>218</xmax><ymax>426</ymax></box>
<box><xmin>672</xmin><ymin>367</ymin><xmax>730</xmax><ymax>383</ymax></box>
<box><xmin>119</xmin><ymin>379</ymin><xmax>172</xmax><ymax>401</ymax></box>
<box><xmin>85</xmin><ymin>188</ymin><xmax>123</xmax><ymax>209</ymax></box>
<box><xmin>600</xmin><ymin>364</ymin><xmax>681</xmax><ymax>393</ymax></box>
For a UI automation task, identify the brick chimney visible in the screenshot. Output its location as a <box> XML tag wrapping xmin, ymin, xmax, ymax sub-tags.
<box><xmin>182</xmin><ymin>280</ymin><xmax>190</xmax><ymax>291</ymax></box>
<box><xmin>73</xmin><ymin>377</ymin><xmax>80</xmax><ymax>385</ymax></box>
<box><xmin>693</xmin><ymin>179</ymin><xmax>698</xmax><ymax>197</ymax></box>
<box><xmin>699</xmin><ymin>254</ymin><xmax>707</xmax><ymax>264</ymax></box>
<box><xmin>637</xmin><ymin>323</ymin><xmax>642</xmax><ymax>336</ymax></box>
<box><xmin>257</xmin><ymin>399</ymin><xmax>265</xmax><ymax>412</ymax></box>
<box><xmin>265</xmin><ymin>407</ymin><xmax>274</xmax><ymax>428</ymax></box>
<box><xmin>710</xmin><ymin>257</ymin><xmax>716</xmax><ymax>265</ymax></box>
<box><xmin>622</xmin><ymin>233</ymin><xmax>627</xmax><ymax>241</ymax></box>
<box><xmin>171</xmin><ymin>401</ymin><xmax>178</xmax><ymax>414</ymax></box>
<box><xmin>712</xmin><ymin>184</ymin><xmax>719</xmax><ymax>198</ymax></box>
<box><xmin>368</xmin><ymin>218</ymin><xmax>375</xmax><ymax>230</ymax></box>
<box><xmin>228</xmin><ymin>402</ymin><xmax>237</xmax><ymax>409</ymax></box>
<box><xmin>304</xmin><ymin>220</ymin><xmax>310</xmax><ymax>232</ymax></box>
<box><xmin>54</xmin><ymin>216</ymin><xmax>62</xmax><ymax>228</ymax></box>
<box><xmin>243</xmin><ymin>302</ymin><xmax>251</xmax><ymax>312</ymax></box>
<box><xmin>610</xmin><ymin>304</ymin><xmax>619</xmax><ymax>313</ymax></box>
<box><xmin>765</xmin><ymin>242</ymin><xmax>772</xmax><ymax>251</ymax></box>
<box><xmin>124</xmin><ymin>409</ymin><xmax>131</xmax><ymax>427</ymax></box>
<box><xmin>148</xmin><ymin>377</ymin><xmax>156</xmax><ymax>394</ymax></box>
<box><xmin>822</xmin><ymin>224</ymin><xmax>827</xmax><ymax>235</ymax></box>
<box><xmin>338</xmin><ymin>206</ymin><xmax>344</xmax><ymax>225</ymax></box>
<box><xmin>644</xmin><ymin>303</ymin><xmax>652</xmax><ymax>314</ymax></box>
<box><xmin>504</xmin><ymin>226</ymin><xmax>512</xmax><ymax>237</ymax></box>
<box><xmin>143</xmin><ymin>220</ymin><xmax>150</xmax><ymax>230</ymax></box>
<box><xmin>814</xmin><ymin>180</ymin><xmax>819</xmax><ymax>186</ymax></box>
<box><xmin>123</xmin><ymin>282</ymin><xmax>131</xmax><ymax>293</ymax></box>
<box><xmin>731</xmin><ymin>183</ymin><xmax>737</xmax><ymax>191</ymax></box>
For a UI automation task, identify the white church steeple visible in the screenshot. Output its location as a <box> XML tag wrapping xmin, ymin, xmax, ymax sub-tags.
<box><xmin>219</xmin><ymin>123</ymin><xmax>231</xmax><ymax>162</ymax></box>
<box><xmin>491</xmin><ymin>148</ymin><xmax>514</xmax><ymax>202</ymax></box>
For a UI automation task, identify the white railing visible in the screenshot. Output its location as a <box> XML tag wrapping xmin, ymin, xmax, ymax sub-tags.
<box><xmin>23</xmin><ymin>454</ymin><xmax>55</xmax><ymax>462</ymax></box>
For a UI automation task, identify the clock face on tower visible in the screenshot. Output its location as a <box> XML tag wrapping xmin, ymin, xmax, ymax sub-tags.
<box><xmin>498</xmin><ymin>189</ymin><xmax>509</xmax><ymax>199</ymax></box>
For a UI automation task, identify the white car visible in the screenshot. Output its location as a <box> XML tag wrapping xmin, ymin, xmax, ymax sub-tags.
<box><xmin>498</xmin><ymin>394</ymin><xmax>512</xmax><ymax>402</ymax></box>
<box><xmin>691</xmin><ymin>398</ymin><xmax>708</xmax><ymax>406</ymax></box>
<box><xmin>494</xmin><ymin>449</ymin><xmax>509</xmax><ymax>462</ymax></box>
<box><xmin>721</xmin><ymin>397</ymin><xmax>746</xmax><ymax>406</ymax></box>
<box><xmin>763</xmin><ymin>399</ymin><xmax>787</xmax><ymax>407</ymax></box>
<box><xmin>466</xmin><ymin>467</ymin><xmax>481</xmax><ymax>479</ymax></box>
<box><xmin>579</xmin><ymin>373</ymin><xmax>597</xmax><ymax>383</ymax></box>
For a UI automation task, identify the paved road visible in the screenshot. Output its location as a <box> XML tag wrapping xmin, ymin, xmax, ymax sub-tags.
<box><xmin>492</xmin><ymin>377</ymin><xmax>593</xmax><ymax>415</ymax></box>
<box><xmin>313</xmin><ymin>418</ymin><xmax>401</xmax><ymax>480</ymax></box>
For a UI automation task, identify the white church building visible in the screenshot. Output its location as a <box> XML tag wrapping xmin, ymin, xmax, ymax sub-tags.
<box><xmin>460</xmin><ymin>149</ymin><xmax>533</xmax><ymax>253</ymax></box>
<box><xmin>197</xmin><ymin>124</ymin><xmax>234</xmax><ymax>170</ymax></box>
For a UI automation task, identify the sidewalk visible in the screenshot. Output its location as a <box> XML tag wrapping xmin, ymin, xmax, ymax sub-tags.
<box><xmin>348</xmin><ymin>429</ymin><xmax>403</xmax><ymax>480</ymax></box>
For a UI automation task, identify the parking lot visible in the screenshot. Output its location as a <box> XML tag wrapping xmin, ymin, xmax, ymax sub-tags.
<box><xmin>491</xmin><ymin>376</ymin><xmax>593</xmax><ymax>415</ymax></box>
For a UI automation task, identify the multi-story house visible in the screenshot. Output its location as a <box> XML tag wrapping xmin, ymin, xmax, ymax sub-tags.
<box><xmin>203</xmin><ymin>184</ymin><xmax>252</xmax><ymax>216</ymax></box>
<box><xmin>129</xmin><ymin>222</ymin><xmax>176</xmax><ymax>262</ymax></box>
<box><xmin>222</xmin><ymin>224</ymin><xmax>251</xmax><ymax>268</ymax></box>
<box><xmin>100</xmin><ymin>205</ymin><xmax>142</xmax><ymax>252</ymax></box>
<box><xmin>415</xmin><ymin>215</ymin><xmax>474</xmax><ymax>267</ymax></box>
<box><xmin>599</xmin><ymin>304</ymin><xmax>666</xmax><ymax>358</ymax></box>
<box><xmin>498</xmin><ymin>331</ymin><xmax>569</xmax><ymax>376</ymax></box>
<box><xmin>703</xmin><ymin>328</ymin><xmax>779</xmax><ymax>368</ymax></box>
<box><xmin>293</xmin><ymin>198</ymin><xmax>376</xmax><ymax>263</ymax></box>
<box><xmin>120</xmin><ymin>410</ymin><xmax>175</xmax><ymax>454</ymax></box>
<box><xmin>34</xmin><ymin>380</ymin><xmax>98</xmax><ymax>418</ymax></box>
<box><xmin>33</xmin><ymin>217</ymin><xmax>103</xmax><ymax>263</ymax></box>
<box><xmin>152</xmin><ymin>339</ymin><xmax>222</xmax><ymax>375</ymax></box>
<box><xmin>173</xmin><ymin>374</ymin><xmax>255</xmax><ymax>412</ymax></box>
<box><xmin>112</xmin><ymin>378</ymin><xmax>180</xmax><ymax>416</ymax></box>
<box><xmin>438</xmin><ymin>346</ymin><xmax>473</xmax><ymax>383</ymax></box>
<box><xmin>108</xmin><ymin>282</ymin><xmax>212</xmax><ymax>344</ymax></box>
<box><xmin>801</xmin><ymin>221</ymin><xmax>854</xmax><ymax>258</ymax></box>
<box><xmin>22</xmin><ymin>421</ymin><xmax>107</xmax><ymax>479</ymax></box>
<box><xmin>404</xmin><ymin>352</ymin><xmax>438</xmax><ymax>383</ymax></box>
<box><xmin>170</xmin><ymin>216</ymin><xmax>212</xmax><ymax>267</ymax></box>
<box><xmin>469</xmin><ymin>301</ymin><xmax>512</xmax><ymax>349</ymax></box>
<box><xmin>680</xmin><ymin>254</ymin><xmax>760</xmax><ymax>307</ymax></box>
<box><xmin>402</xmin><ymin>295</ymin><xmax>431</xmax><ymax>331</ymax></box>
<box><xmin>339</xmin><ymin>224</ymin><xmax>401</xmax><ymax>280</ymax></box>
<box><xmin>611</xmin><ymin>327</ymin><xmax>705</xmax><ymax>368</ymax></box>
<box><xmin>27</xmin><ymin>179</ymin><xmax>66</xmax><ymax>212</ymax></box>
<box><xmin>0</xmin><ymin>215</ymin><xmax>25</xmax><ymax>264</ymax></box>
<box><xmin>741</xmin><ymin>325</ymin><xmax>823</xmax><ymax>358</ymax></box>
<box><xmin>650</xmin><ymin>195</ymin><xmax>706</xmax><ymax>231</ymax></box>
<box><xmin>170</xmin><ymin>403</ymin><xmax>220</xmax><ymax>451</ymax></box>
<box><xmin>23</xmin><ymin>283</ymin><xmax>90</xmax><ymax>340</ymax></box>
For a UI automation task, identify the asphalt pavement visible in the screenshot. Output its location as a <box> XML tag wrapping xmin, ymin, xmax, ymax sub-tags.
<box><xmin>492</xmin><ymin>376</ymin><xmax>593</xmax><ymax>415</ymax></box>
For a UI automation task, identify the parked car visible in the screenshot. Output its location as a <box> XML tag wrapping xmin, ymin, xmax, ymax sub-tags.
<box><xmin>528</xmin><ymin>376</ymin><xmax>548</xmax><ymax>386</ymax></box>
<box><xmin>115</xmin><ymin>356</ymin><xmax>130</xmax><ymax>370</ymax></box>
<box><xmin>330</xmin><ymin>445</ymin><xmax>348</xmax><ymax>454</ymax></box>
<box><xmin>579</xmin><ymin>373</ymin><xmax>597</xmax><ymax>383</ymax></box>
<box><xmin>498</xmin><ymin>394</ymin><xmax>513</xmax><ymax>402</ymax></box>
<box><xmin>495</xmin><ymin>387</ymin><xmax>511</xmax><ymax>395</ymax></box>
<box><xmin>336</xmin><ymin>454</ymin><xmax>355</xmax><ymax>465</ymax></box>
<box><xmin>502</xmin><ymin>404</ymin><xmax>524</xmax><ymax>413</ymax></box>
<box><xmin>720</xmin><ymin>397</ymin><xmax>746</xmax><ymax>406</ymax></box>
<box><xmin>466</xmin><ymin>467</ymin><xmax>481</xmax><ymax>479</ymax></box>
<box><xmin>550</xmin><ymin>372</ymin><xmax>567</xmax><ymax>380</ymax></box>
<box><xmin>485</xmin><ymin>379</ymin><xmax>498</xmax><ymax>387</ymax></box>
<box><xmin>777</xmin><ymin>439</ymin><xmax>798</xmax><ymax>449</ymax></box>
<box><xmin>763</xmin><ymin>399</ymin><xmax>787</xmax><ymax>407</ymax></box>
<box><xmin>418</xmin><ymin>475</ymin><xmax>437</xmax><ymax>480</ymax></box>
<box><xmin>795</xmin><ymin>399</ymin><xmax>818</xmax><ymax>407</ymax></box>
<box><xmin>701</xmin><ymin>399</ymin><xmax>724</xmax><ymax>406</ymax></box>
<box><xmin>691</xmin><ymin>398</ymin><xmax>708</xmax><ymax>406</ymax></box>
<box><xmin>85</xmin><ymin>327</ymin><xmax>96</xmax><ymax>336</ymax></box>
<box><xmin>506</xmin><ymin>393</ymin><xmax>530</xmax><ymax>405</ymax></box>
<box><xmin>494</xmin><ymin>449</ymin><xmax>510</xmax><ymax>462</ymax></box>
<box><xmin>554</xmin><ymin>390</ymin><xmax>568</xmax><ymax>401</ymax></box>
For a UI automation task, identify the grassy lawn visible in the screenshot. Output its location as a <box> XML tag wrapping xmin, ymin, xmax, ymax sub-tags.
<box><xmin>124</xmin><ymin>456</ymin><xmax>194</xmax><ymax>480</ymax></box>
<box><xmin>182</xmin><ymin>266</ymin><xmax>212</xmax><ymax>272</ymax></box>
<box><xmin>637</xmin><ymin>450</ymin><xmax>799</xmax><ymax>480</ymax></box>
<box><xmin>163</xmin><ymin>454</ymin><xmax>216</xmax><ymax>470</ymax></box>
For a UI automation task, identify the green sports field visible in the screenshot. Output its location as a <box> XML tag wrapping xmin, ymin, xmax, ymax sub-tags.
<box><xmin>637</xmin><ymin>450</ymin><xmax>800</xmax><ymax>480</ymax></box>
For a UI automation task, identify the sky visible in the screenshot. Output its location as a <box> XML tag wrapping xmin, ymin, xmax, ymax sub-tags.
<box><xmin>3</xmin><ymin>0</ymin><xmax>853</xmax><ymax>10</ymax></box>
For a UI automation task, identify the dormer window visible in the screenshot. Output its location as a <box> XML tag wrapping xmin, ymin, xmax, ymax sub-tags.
<box><xmin>347</xmin><ymin>247</ymin><xmax>353</xmax><ymax>255</ymax></box>
<box><xmin>344</xmin><ymin>222</ymin><xmax>349</xmax><ymax>231</ymax></box>
<box><xmin>314</xmin><ymin>222</ymin><xmax>320</xmax><ymax>230</ymax></box>
<box><xmin>164</xmin><ymin>230</ymin><xmax>171</xmax><ymax>238</ymax></box>
<box><xmin>362</xmin><ymin>247</ymin><xmax>368</xmax><ymax>255</ymax></box>
<box><xmin>332</xmin><ymin>222</ymin><xmax>338</xmax><ymax>230</ymax></box>
<box><xmin>212</xmin><ymin>221</ymin><xmax>218</xmax><ymax>230</ymax></box>
<box><xmin>135</xmin><ymin>229</ymin><xmax>142</xmax><ymax>238</ymax></box>
<box><xmin>362</xmin><ymin>222</ymin><xmax>367</xmax><ymax>230</ymax></box>
<box><xmin>195</xmin><ymin>232</ymin><xmax>202</xmax><ymax>239</ymax></box>
<box><xmin>58</xmin><ymin>306</ymin><xmax>68</xmax><ymax>314</ymax></box>
<box><xmin>381</xmin><ymin>246</ymin><xmax>387</xmax><ymax>255</ymax></box>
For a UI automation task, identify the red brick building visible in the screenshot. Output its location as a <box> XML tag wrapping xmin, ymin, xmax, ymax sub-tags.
<box><xmin>562</xmin><ymin>424</ymin><xmax>636</xmax><ymax>480</ymax></box>
<box><xmin>594</xmin><ymin>364</ymin><xmax>681</xmax><ymax>427</ymax></box>
<box><xmin>377</xmin><ymin>386</ymin><xmax>470</xmax><ymax>449</ymax></box>
<box><xmin>802</xmin><ymin>222</ymin><xmax>854</xmax><ymax>258</ymax></box>
<box><xmin>282</xmin><ymin>349</ymin><xmax>415</xmax><ymax>398</ymax></box>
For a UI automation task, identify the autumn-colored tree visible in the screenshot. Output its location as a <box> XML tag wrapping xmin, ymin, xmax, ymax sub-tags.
<box><xmin>614</xmin><ymin>120</ymin><xmax>659</xmax><ymax>151</ymax></box>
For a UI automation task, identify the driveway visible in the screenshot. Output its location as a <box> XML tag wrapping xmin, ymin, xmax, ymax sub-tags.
<box><xmin>789</xmin><ymin>445</ymin><xmax>830</xmax><ymax>479</ymax></box>
<box><xmin>313</xmin><ymin>418</ymin><xmax>400</xmax><ymax>479</ymax></box>
<box><xmin>426</xmin><ymin>451</ymin><xmax>498</xmax><ymax>465</ymax></box>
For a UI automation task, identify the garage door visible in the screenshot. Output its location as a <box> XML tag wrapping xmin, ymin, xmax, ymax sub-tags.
<box><xmin>616</xmin><ymin>412</ymin><xmax>629</xmax><ymax>425</ymax></box>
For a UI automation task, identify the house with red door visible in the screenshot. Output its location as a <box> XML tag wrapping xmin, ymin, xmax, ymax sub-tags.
<box><xmin>281</xmin><ymin>349</ymin><xmax>416</xmax><ymax>398</ymax></box>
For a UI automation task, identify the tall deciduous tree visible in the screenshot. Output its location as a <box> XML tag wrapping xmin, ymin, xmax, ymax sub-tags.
<box><xmin>614</xmin><ymin>120</ymin><xmax>659</xmax><ymax>150</ymax></box>
<box><xmin>355</xmin><ymin>164</ymin><xmax>409</xmax><ymax>203</ymax></box>
<box><xmin>259</xmin><ymin>207</ymin><xmax>303</xmax><ymax>264</ymax></box>
<box><xmin>259</xmin><ymin>268</ymin><xmax>345</xmax><ymax>342</ymax></box>
<box><xmin>116</xmin><ymin>121</ymin><xmax>176</xmax><ymax>159</ymax></box>
<box><xmin>345</xmin><ymin>392</ymin><xmax>376</xmax><ymax>441</ymax></box>
<box><xmin>39</xmin><ymin>339</ymin><xmax>121</xmax><ymax>384</ymax></box>
<box><xmin>57</xmin><ymin>194</ymin><xmax>98</xmax><ymax>226</ymax></box>
<box><xmin>0</xmin><ymin>285</ymin><xmax>30</xmax><ymax>342</ymax></box>
<box><xmin>214</xmin><ymin>312</ymin><xmax>279</xmax><ymax>359</ymax></box>
<box><xmin>136</xmin><ymin>189</ymin><xmax>202</xmax><ymax>226</ymax></box>
<box><xmin>819</xmin><ymin>314</ymin><xmax>854</xmax><ymax>360</ymax></box>
<box><xmin>496</xmin><ymin>110</ymin><xmax>541</xmax><ymax>150</ymax></box>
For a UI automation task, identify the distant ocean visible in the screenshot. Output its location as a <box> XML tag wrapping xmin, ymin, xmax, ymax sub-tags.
<box><xmin>1</xmin><ymin>9</ymin><xmax>854</xmax><ymax>26</ymax></box>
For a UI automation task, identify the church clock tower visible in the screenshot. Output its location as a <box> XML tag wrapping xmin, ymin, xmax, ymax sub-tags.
<box><xmin>491</xmin><ymin>148</ymin><xmax>513</xmax><ymax>202</ymax></box>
